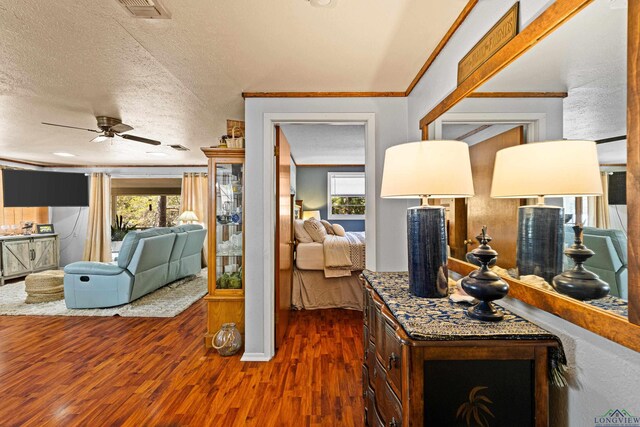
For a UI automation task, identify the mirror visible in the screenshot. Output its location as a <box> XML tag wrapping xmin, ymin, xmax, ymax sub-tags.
<box><xmin>432</xmin><ymin>0</ymin><xmax>629</xmax><ymax>319</ymax></box>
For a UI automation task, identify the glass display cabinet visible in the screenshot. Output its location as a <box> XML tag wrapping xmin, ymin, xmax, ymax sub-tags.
<box><xmin>201</xmin><ymin>147</ymin><xmax>245</xmax><ymax>348</ymax></box>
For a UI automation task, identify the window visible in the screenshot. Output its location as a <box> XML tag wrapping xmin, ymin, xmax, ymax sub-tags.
<box><xmin>327</xmin><ymin>172</ymin><xmax>365</xmax><ymax>220</ymax></box>
<box><xmin>115</xmin><ymin>195</ymin><xmax>181</xmax><ymax>229</ymax></box>
<box><xmin>111</xmin><ymin>178</ymin><xmax>183</xmax><ymax>231</ymax></box>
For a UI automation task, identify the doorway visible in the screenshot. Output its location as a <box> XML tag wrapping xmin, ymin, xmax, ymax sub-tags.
<box><xmin>262</xmin><ymin>113</ymin><xmax>376</xmax><ymax>357</ymax></box>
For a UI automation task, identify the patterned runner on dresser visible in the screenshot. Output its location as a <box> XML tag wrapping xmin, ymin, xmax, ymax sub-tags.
<box><xmin>361</xmin><ymin>270</ymin><xmax>568</xmax><ymax>386</ymax></box>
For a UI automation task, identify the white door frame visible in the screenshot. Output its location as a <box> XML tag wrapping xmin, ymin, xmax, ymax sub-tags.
<box><xmin>429</xmin><ymin>112</ymin><xmax>548</xmax><ymax>143</ymax></box>
<box><xmin>258</xmin><ymin>112</ymin><xmax>376</xmax><ymax>361</ymax></box>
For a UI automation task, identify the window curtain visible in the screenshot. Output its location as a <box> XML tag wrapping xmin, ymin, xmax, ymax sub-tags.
<box><xmin>83</xmin><ymin>173</ymin><xmax>111</xmax><ymax>262</ymax></box>
<box><xmin>587</xmin><ymin>171</ymin><xmax>611</xmax><ymax>229</ymax></box>
<box><xmin>181</xmin><ymin>172</ymin><xmax>208</xmax><ymax>266</ymax></box>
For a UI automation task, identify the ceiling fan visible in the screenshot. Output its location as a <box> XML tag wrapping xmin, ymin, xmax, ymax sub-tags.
<box><xmin>41</xmin><ymin>116</ymin><xmax>161</xmax><ymax>146</ymax></box>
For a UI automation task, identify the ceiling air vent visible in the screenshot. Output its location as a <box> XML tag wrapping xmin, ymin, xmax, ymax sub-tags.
<box><xmin>169</xmin><ymin>144</ymin><xmax>190</xmax><ymax>151</ymax></box>
<box><xmin>117</xmin><ymin>0</ymin><xmax>171</xmax><ymax>19</ymax></box>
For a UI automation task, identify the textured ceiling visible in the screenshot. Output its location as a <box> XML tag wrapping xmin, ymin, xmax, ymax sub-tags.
<box><xmin>281</xmin><ymin>124</ymin><xmax>364</xmax><ymax>165</ymax></box>
<box><xmin>0</xmin><ymin>0</ymin><xmax>467</xmax><ymax>165</ymax></box>
<box><xmin>479</xmin><ymin>0</ymin><xmax>626</xmax><ymax>144</ymax></box>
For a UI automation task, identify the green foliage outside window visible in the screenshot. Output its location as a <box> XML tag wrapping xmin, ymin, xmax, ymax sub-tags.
<box><xmin>331</xmin><ymin>196</ymin><xmax>365</xmax><ymax>216</ymax></box>
<box><xmin>115</xmin><ymin>195</ymin><xmax>181</xmax><ymax>230</ymax></box>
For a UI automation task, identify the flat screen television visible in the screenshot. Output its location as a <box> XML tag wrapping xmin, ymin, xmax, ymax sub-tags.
<box><xmin>2</xmin><ymin>169</ymin><xmax>89</xmax><ymax>207</ymax></box>
<box><xmin>608</xmin><ymin>171</ymin><xmax>626</xmax><ymax>205</ymax></box>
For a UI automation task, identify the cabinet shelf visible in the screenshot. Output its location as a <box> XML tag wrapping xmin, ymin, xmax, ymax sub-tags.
<box><xmin>202</xmin><ymin>146</ymin><xmax>246</xmax><ymax>348</ymax></box>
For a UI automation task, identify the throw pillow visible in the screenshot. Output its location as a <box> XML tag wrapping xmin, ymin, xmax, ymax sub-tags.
<box><xmin>294</xmin><ymin>219</ymin><xmax>313</xmax><ymax>243</ymax></box>
<box><xmin>332</xmin><ymin>224</ymin><xmax>346</xmax><ymax>237</ymax></box>
<box><xmin>320</xmin><ymin>220</ymin><xmax>335</xmax><ymax>235</ymax></box>
<box><xmin>304</xmin><ymin>218</ymin><xmax>327</xmax><ymax>242</ymax></box>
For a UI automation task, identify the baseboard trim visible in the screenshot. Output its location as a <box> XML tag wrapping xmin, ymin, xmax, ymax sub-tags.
<box><xmin>240</xmin><ymin>352</ymin><xmax>273</xmax><ymax>362</ymax></box>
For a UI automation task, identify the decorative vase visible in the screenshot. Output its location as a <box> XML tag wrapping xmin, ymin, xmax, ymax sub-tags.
<box><xmin>552</xmin><ymin>225</ymin><xmax>610</xmax><ymax>300</ymax></box>
<box><xmin>212</xmin><ymin>323</ymin><xmax>242</xmax><ymax>356</ymax></box>
<box><xmin>461</xmin><ymin>226</ymin><xmax>509</xmax><ymax>321</ymax></box>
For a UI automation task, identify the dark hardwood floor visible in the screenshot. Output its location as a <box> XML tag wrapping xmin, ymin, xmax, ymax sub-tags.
<box><xmin>0</xmin><ymin>301</ymin><xmax>364</xmax><ymax>426</ymax></box>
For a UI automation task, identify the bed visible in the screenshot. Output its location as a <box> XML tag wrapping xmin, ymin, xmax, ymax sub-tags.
<box><xmin>292</xmin><ymin>227</ymin><xmax>365</xmax><ymax>311</ymax></box>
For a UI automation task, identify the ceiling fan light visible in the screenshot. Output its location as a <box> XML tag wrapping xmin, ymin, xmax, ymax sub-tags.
<box><xmin>91</xmin><ymin>134</ymin><xmax>112</xmax><ymax>143</ymax></box>
<box><xmin>309</xmin><ymin>0</ymin><xmax>335</xmax><ymax>7</ymax></box>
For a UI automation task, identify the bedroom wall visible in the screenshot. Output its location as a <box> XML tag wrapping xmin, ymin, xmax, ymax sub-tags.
<box><xmin>296</xmin><ymin>165</ymin><xmax>365</xmax><ymax>232</ymax></box>
<box><xmin>406</xmin><ymin>0</ymin><xmax>640</xmax><ymax>424</ymax></box>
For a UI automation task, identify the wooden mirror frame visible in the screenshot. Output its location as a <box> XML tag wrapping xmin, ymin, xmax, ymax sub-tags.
<box><xmin>420</xmin><ymin>0</ymin><xmax>640</xmax><ymax>352</ymax></box>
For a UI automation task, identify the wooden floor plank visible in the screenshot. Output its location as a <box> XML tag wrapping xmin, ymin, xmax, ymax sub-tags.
<box><xmin>0</xmin><ymin>302</ymin><xmax>364</xmax><ymax>426</ymax></box>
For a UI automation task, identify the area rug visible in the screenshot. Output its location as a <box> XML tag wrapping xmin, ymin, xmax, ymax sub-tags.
<box><xmin>0</xmin><ymin>269</ymin><xmax>207</xmax><ymax>317</ymax></box>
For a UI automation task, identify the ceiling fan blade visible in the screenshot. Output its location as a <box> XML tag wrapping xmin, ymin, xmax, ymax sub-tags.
<box><xmin>110</xmin><ymin>123</ymin><xmax>134</xmax><ymax>134</ymax></box>
<box><xmin>119</xmin><ymin>134</ymin><xmax>162</xmax><ymax>146</ymax></box>
<box><xmin>41</xmin><ymin>122</ymin><xmax>100</xmax><ymax>133</ymax></box>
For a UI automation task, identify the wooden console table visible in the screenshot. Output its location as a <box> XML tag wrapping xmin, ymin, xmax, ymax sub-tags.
<box><xmin>361</xmin><ymin>271</ymin><xmax>563</xmax><ymax>427</ymax></box>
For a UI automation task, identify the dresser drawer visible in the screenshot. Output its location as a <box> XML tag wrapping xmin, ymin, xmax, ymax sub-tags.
<box><xmin>362</xmin><ymin>364</ymin><xmax>369</xmax><ymax>402</ymax></box>
<box><xmin>373</xmin><ymin>300</ymin><xmax>386</xmax><ymax>363</ymax></box>
<box><xmin>379</xmin><ymin>380</ymin><xmax>402</xmax><ymax>427</ymax></box>
<box><xmin>371</xmin><ymin>401</ymin><xmax>386</xmax><ymax>427</ymax></box>
<box><xmin>364</xmin><ymin>324</ymin><xmax>370</xmax><ymax>348</ymax></box>
<box><xmin>364</xmin><ymin>386</ymin><xmax>377</xmax><ymax>427</ymax></box>
<box><xmin>363</xmin><ymin>284</ymin><xmax>369</xmax><ymax>327</ymax></box>
<box><xmin>383</xmin><ymin>320</ymin><xmax>403</xmax><ymax>398</ymax></box>
<box><xmin>365</xmin><ymin>341</ymin><xmax>376</xmax><ymax>387</ymax></box>
<box><xmin>373</xmin><ymin>358</ymin><xmax>402</xmax><ymax>426</ymax></box>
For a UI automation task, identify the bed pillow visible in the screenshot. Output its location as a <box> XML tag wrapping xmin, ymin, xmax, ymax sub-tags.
<box><xmin>320</xmin><ymin>220</ymin><xmax>335</xmax><ymax>235</ymax></box>
<box><xmin>332</xmin><ymin>224</ymin><xmax>346</xmax><ymax>237</ymax></box>
<box><xmin>304</xmin><ymin>218</ymin><xmax>327</xmax><ymax>242</ymax></box>
<box><xmin>294</xmin><ymin>219</ymin><xmax>313</xmax><ymax>243</ymax></box>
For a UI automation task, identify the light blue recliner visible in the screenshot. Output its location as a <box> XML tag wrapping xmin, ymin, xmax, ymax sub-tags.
<box><xmin>563</xmin><ymin>225</ymin><xmax>628</xmax><ymax>299</ymax></box>
<box><xmin>64</xmin><ymin>224</ymin><xmax>207</xmax><ymax>308</ymax></box>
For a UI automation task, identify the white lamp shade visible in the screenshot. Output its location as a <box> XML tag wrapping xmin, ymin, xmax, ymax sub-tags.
<box><xmin>178</xmin><ymin>210</ymin><xmax>199</xmax><ymax>222</ymax></box>
<box><xmin>491</xmin><ymin>140</ymin><xmax>603</xmax><ymax>198</ymax></box>
<box><xmin>380</xmin><ymin>140</ymin><xmax>475</xmax><ymax>198</ymax></box>
<box><xmin>302</xmin><ymin>210</ymin><xmax>321</xmax><ymax>220</ymax></box>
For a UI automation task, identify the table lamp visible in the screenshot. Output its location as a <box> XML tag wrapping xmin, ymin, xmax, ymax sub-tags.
<box><xmin>302</xmin><ymin>210</ymin><xmax>321</xmax><ymax>221</ymax></box>
<box><xmin>381</xmin><ymin>140</ymin><xmax>474</xmax><ymax>298</ymax></box>
<box><xmin>491</xmin><ymin>140</ymin><xmax>602</xmax><ymax>284</ymax></box>
<box><xmin>178</xmin><ymin>210</ymin><xmax>199</xmax><ymax>224</ymax></box>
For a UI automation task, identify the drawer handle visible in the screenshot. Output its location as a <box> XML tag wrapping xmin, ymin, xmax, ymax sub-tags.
<box><xmin>363</xmin><ymin>388</ymin><xmax>367</xmax><ymax>399</ymax></box>
<box><xmin>364</xmin><ymin>408</ymin><xmax>368</xmax><ymax>426</ymax></box>
<box><xmin>387</xmin><ymin>352</ymin><xmax>399</xmax><ymax>371</ymax></box>
<box><xmin>373</xmin><ymin>367</ymin><xmax>377</xmax><ymax>379</ymax></box>
<box><xmin>389</xmin><ymin>416</ymin><xmax>398</xmax><ymax>427</ymax></box>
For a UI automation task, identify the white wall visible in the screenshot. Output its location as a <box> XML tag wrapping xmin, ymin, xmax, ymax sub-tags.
<box><xmin>406</xmin><ymin>1</ymin><xmax>640</xmax><ymax>424</ymax></box>
<box><xmin>500</xmin><ymin>297</ymin><xmax>640</xmax><ymax>427</ymax></box>
<box><xmin>407</xmin><ymin>0</ymin><xmax>556</xmax><ymax>141</ymax></box>
<box><xmin>244</xmin><ymin>97</ymin><xmax>409</xmax><ymax>358</ymax></box>
<box><xmin>54</xmin><ymin>207</ymin><xmax>89</xmax><ymax>266</ymax></box>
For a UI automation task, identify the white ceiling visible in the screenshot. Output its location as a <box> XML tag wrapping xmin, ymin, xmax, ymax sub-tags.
<box><xmin>281</xmin><ymin>124</ymin><xmax>365</xmax><ymax>164</ymax></box>
<box><xmin>478</xmin><ymin>0</ymin><xmax>627</xmax><ymax>145</ymax></box>
<box><xmin>0</xmin><ymin>0</ymin><xmax>467</xmax><ymax>166</ymax></box>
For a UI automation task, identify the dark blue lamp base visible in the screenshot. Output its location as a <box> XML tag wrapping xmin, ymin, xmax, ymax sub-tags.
<box><xmin>407</xmin><ymin>206</ymin><xmax>448</xmax><ymax>298</ymax></box>
<box><xmin>516</xmin><ymin>205</ymin><xmax>564</xmax><ymax>284</ymax></box>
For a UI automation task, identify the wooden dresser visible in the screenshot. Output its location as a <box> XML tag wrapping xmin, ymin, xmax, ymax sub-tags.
<box><xmin>361</xmin><ymin>271</ymin><xmax>561</xmax><ymax>427</ymax></box>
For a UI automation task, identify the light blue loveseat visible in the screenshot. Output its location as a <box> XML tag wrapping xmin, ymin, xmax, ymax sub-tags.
<box><xmin>64</xmin><ymin>224</ymin><xmax>207</xmax><ymax>308</ymax></box>
<box><xmin>563</xmin><ymin>225</ymin><xmax>627</xmax><ymax>299</ymax></box>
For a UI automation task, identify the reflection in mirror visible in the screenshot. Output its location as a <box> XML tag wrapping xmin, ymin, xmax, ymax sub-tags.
<box><xmin>433</xmin><ymin>0</ymin><xmax>628</xmax><ymax>317</ymax></box>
